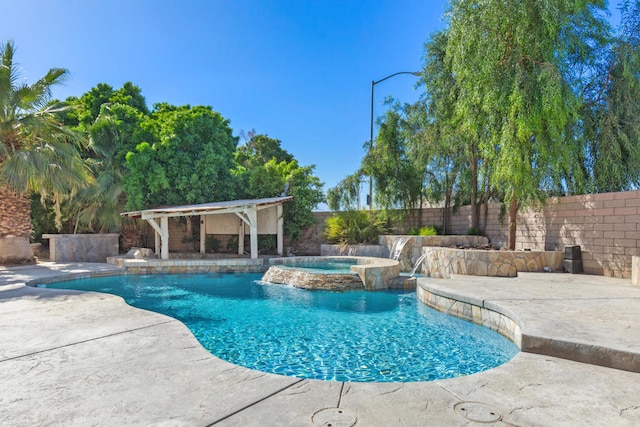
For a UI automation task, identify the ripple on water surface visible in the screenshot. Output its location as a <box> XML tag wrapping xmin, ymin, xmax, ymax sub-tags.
<box><xmin>47</xmin><ymin>273</ymin><xmax>518</xmax><ymax>382</ymax></box>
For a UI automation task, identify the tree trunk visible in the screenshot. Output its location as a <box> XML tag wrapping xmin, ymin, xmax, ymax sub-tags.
<box><xmin>0</xmin><ymin>186</ymin><xmax>35</xmax><ymax>264</ymax></box>
<box><xmin>469</xmin><ymin>149</ymin><xmax>479</xmax><ymax>231</ymax></box>
<box><xmin>508</xmin><ymin>189</ymin><xmax>518</xmax><ymax>250</ymax></box>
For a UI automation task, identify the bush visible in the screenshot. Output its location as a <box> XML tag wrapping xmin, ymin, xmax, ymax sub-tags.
<box><xmin>408</xmin><ymin>226</ymin><xmax>439</xmax><ymax>236</ymax></box>
<box><xmin>258</xmin><ymin>235</ymin><xmax>277</xmax><ymax>255</ymax></box>
<box><xmin>226</xmin><ymin>235</ymin><xmax>239</xmax><ymax>252</ymax></box>
<box><xmin>205</xmin><ymin>236</ymin><xmax>220</xmax><ymax>253</ymax></box>
<box><xmin>324</xmin><ymin>211</ymin><xmax>388</xmax><ymax>245</ymax></box>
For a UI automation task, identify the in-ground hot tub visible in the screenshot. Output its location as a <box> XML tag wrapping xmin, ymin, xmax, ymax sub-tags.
<box><xmin>263</xmin><ymin>256</ymin><xmax>401</xmax><ymax>291</ymax></box>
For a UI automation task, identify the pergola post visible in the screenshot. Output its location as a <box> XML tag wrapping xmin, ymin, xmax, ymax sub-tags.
<box><xmin>238</xmin><ymin>218</ymin><xmax>245</xmax><ymax>255</ymax></box>
<box><xmin>277</xmin><ymin>204</ymin><xmax>284</xmax><ymax>256</ymax></box>
<box><xmin>247</xmin><ymin>206</ymin><xmax>258</xmax><ymax>259</ymax></box>
<box><xmin>147</xmin><ymin>217</ymin><xmax>170</xmax><ymax>260</ymax></box>
<box><xmin>200</xmin><ymin>215</ymin><xmax>206</xmax><ymax>254</ymax></box>
<box><xmin>154</xmin><ymin>230</ymin><xmax>160</xmax><ymax>257</ymax></box>
<box><xmin>160</xmin><ymin>217</ymin><xmax>169</xmax><ymax>259</ymax></box>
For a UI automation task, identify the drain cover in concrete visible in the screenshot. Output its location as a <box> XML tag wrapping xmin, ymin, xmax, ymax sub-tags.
<box><xmin>312</xmin><ymin>408</ymin><xmax>357</xmax><ymax>427</ymax></box>
<box><xmin>454</xmin><ymin>401</ymin><xmax>502</xmax><ymax>423</ymax></box>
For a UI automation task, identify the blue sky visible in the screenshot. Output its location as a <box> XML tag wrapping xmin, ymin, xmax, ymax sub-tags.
<box><xmin>1</xmin><ymin>1</ymin><xmax>622</xmax><ymax>205</ymax></box>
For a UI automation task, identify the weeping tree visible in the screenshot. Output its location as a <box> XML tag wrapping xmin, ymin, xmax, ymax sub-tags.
<box><xmin>420</xmin><ymin>30</ymin><xmax>480</xmax><ymax>234</ymax></box>
<box><xmin>327</xmin><ymin>171</ymin><xmax>365</xmax><ymax>211</ymax></box>
<box><xmin>578</xmin><ymin>1</ymin><xmax>640</xmax><ymax>193</ymax></box>
<box><xmin>0</xmin><ymin>41</ymin><xmax>91</xmax><ymax>262</ymax></box>
<box><xmin>445</xmin><ymin>0</ymin><xmax>610</xmax><ymax>249</ymax></box>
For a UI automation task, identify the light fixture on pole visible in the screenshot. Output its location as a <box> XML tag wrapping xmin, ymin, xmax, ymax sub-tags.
<box><xmin>368</xmin><ymin>71</ymin><xmax>421</xmax><ymax>209</ymax></box>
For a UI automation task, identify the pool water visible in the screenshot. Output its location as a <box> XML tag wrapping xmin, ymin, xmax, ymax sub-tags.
<box><xmin>47</xmin><ymin>273</ymin><xmax>518</xmax><ymax>382</ymax></box>
<box><xmin>277</xmin><ymin>260</ymin><xmax>357</xmax><ymax>274</ymax></box>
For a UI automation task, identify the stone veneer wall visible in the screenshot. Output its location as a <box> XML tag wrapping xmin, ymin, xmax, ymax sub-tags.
<box><xmin>378</xmin><ymin>235</ymin><xmax>489</xmax><ymax>273</ymax></box>
<box><xmin>43</xmin><ymin>234</ymin><xmax>119</xmax><ymax>263</ymax></box>
<box><xmin>422</xmin><ymin>248</ymin><xmax>564</xmax><ymax>278</ymax></box>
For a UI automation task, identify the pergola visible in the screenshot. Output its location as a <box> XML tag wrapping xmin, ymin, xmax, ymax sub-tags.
<box><xmin>121</xmin><ymin>196</ymin><xmax>293</xmax><ymax>260</ymax></box>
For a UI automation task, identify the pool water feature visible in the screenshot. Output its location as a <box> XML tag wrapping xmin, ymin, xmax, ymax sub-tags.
<box><xmin>262</xmin><ymin>259</ymin><xmax>363</xmax><ymax>290</ymax></box>
<box><xmin>47</xmin><ymin>273</ymin><xmax>519</xmax><ymax>382</ymax></box>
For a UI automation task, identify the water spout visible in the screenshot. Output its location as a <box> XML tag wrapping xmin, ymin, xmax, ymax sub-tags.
<box><xmin>389</xmin><ymin>237</ymin><xmax>410</xmax><ymax>261</ymax></box>
<box><xmin>410</xmin><ymin>254</ymin><xmax>427</xmax><ymax>277</ymax></box>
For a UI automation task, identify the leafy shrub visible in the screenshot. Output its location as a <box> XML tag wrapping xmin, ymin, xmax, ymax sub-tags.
<box><xmin>226</xmin><ymin>235</ymin><xmax>239</xmax><ymax>252</ymax></box>
<box><xmin>258</xmin><ymin>235</ymin><xmax>277</xmax><ymax>255</ymax></box>
<box><xmin>324</xmin><ymin>211</ymin><xmax>388</xmax><ymax>245</ymax></box>
<box><xmin>408</xmin><ymin>226</ymin><xmax>439</xmax><ymax>236</ymax></box>
<box><xmin>205</xmin><ymin>236</ymin><xmax>220</xmax><ymax>253</ymax></box>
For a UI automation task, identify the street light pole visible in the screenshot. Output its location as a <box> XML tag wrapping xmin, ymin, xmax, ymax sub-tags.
<box><xmin>368</xmin><ymin>71</ymin><xmax>421</xmax><ymax>210</ymax></box>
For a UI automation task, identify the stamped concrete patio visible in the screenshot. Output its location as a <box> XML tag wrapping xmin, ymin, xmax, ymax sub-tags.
<box><xmin>1</xmin><ymin>262</ymin><xmax>640</xmax><ymax>426</ymax></box>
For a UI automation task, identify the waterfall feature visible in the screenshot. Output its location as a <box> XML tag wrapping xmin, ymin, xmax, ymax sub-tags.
<box><xmin>409</xmin><ymin>254</ymin><xmax>427</xmax><ymax>277</ymax></box>
<box><xmin>389</xmin><ymin>237</ymin><xmax>410</xmax><ymax>261</ymax></box>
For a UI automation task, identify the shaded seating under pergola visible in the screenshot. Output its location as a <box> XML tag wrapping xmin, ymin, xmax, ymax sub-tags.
<box><xmin>121</xmin><ymin>196</ymin><xmax>293</xmax><ymax>260</ymax></box>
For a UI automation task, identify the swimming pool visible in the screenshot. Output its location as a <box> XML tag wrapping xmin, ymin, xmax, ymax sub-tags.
<box><xmin>46</xmin><ymin>273</ymin><xmax>518</xmax><ymax>382</ymax></box>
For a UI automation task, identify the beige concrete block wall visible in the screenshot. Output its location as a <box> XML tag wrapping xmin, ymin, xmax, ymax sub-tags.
<box><xmin>441</xmin><ymin>190</ymin><xmax>640</xmax><ymax>278</ymax></box>
<box><xmin>308</xmin><ymin>190</ymin><xmax>640</xmax><ymax>278</ymax></box>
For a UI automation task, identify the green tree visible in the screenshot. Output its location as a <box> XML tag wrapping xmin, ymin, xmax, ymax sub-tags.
<box><xmin>0</xmin><ymin>41</ymin><xmax>91</xmax><ymax>261</ymax></box>
<box><xmin>327</xmin><ymin>171</ymin><xmax>365</xmax><ymax>211</ymax></box>
<box><xmin>578</xmin><ymin>1</ymin><xmax>640</xmax><ymax>193</ymax></box>
<box><xmin>45</xmin><ymin>82</ymin><xmax>151</xmax><ymax>233</ymax></box>
<box><xmin>236</xmin><ymin>133</ymin><xmax>293</xmax><ymax>168</ymax></box>
<box><xmin>421</xmin><ymin>29</ymin><xmax>491</xmax><ymax>233</ymax></box>
<box><xmin>361</xmin><ymin>100</ymin><xmax>429</xmax><ymax>216</ymax></box>
<box><xmin>73</xmin><ymin>102</ymin><xmax>148</xmax><ymax>232</ymax></box>
<box><xmin>445</xmin><ymin>0</ymin><xmax>610</xmax><ymax>248</ymax></box>
<box><xmin>124</xmin><ymin>104</ymin><xmax>238</xmax><ymax>210</ymax></box>
<box><xmin>234</xmin><ymin>135</ymin><xmax>325</xmax><ymax>240</ymax></box>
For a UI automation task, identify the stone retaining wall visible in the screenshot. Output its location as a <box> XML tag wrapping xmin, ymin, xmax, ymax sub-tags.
<box><xmin>421</xmin><ymin>248</ymin><xmax>564</xmax><ymax>278</ymax></box>
<box><xmin>379</xmin><ymin>235</ymin><xmax>490</xmax><ymax>273</ymax></box>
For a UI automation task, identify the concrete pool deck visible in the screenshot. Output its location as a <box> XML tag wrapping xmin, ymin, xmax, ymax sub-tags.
<box><xmin>1</xmin><ymin>262</ymin><xmax>640</xmax><ymax>426</ymax></box>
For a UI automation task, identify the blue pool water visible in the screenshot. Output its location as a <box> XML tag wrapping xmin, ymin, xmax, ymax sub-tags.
<box><xmin>47</xmin><ymin>273</ymin><xmax>518</xmax><ymax>382</ymax></box>
<box><xmin>277</xmin><ymin>260</ymin><xmax>357</xmax><ymax>274</ymax></box>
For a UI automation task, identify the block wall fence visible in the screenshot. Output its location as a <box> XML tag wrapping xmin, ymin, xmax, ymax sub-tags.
<box><xmin>305</xmin><ymin>190</ymin><xmax>640</xmax><ymax>279</ymax></box>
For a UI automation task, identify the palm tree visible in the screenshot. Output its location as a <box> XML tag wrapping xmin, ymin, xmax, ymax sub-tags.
<box><xmin>0</xmin><ymin>41</ymin><xmax>91</xmax><ymax>263</ymax></box>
